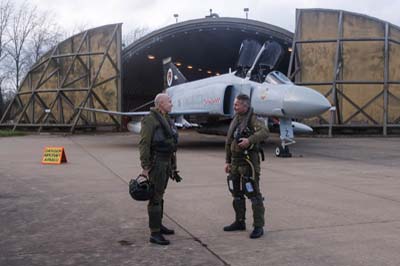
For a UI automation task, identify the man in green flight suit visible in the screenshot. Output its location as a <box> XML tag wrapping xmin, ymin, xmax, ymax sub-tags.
<box><xmin>224</xmin><ymin>94</ymin><xmax>269</xmax><ymax>239</ymax></box>
<box><xmin>139</xmin><ymin>93</ymin><xmax>181</xmax><ymax>245</ymax></box>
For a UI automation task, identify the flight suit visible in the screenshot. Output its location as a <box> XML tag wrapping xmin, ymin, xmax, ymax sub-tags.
<box><xmin>139</xmin><ymin>108</ymin><xmax>178</xmax><ymax>233</ymax></box>
<box><xmin>225</xmin><ymin>109</ymin><xmax>269</xmax><ymax>228</ymax></box>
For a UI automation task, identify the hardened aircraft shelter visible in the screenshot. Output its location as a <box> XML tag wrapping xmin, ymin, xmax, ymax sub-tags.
<box><xmin>0</xmin><ymin>17</ymin><xmax>293</xmax><ymax>132</ymax></box>
<box><xmin>289</xmin><ymin>9</ymin><xmax>400</xmax><ymax>135</ymax></box>
<box><xmin>1</xmin><ymin>10</ymin><xmax>400</xmax><ymax>134</ymax></box>
<box><xmin>121</xmin><ymin>17</ymin><xmax>293</xmax><ymax>112</ymax></box>
<box><xmin>0</xmin><ymin>24</ymin><xmax>122</xmax><ymax>132</ymax></box>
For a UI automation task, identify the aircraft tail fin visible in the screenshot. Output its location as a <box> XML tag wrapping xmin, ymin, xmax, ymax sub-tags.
<box><xmin>163</xmin><ymin>57</ymin><xmax>187</xmax><ymax>89</ymax></box>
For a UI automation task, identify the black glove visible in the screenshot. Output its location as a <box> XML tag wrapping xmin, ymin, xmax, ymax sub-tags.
<box><xmin>171</xmin><ymin>170</ymin><xmax>183</xmax><ymax>183</ymax></box>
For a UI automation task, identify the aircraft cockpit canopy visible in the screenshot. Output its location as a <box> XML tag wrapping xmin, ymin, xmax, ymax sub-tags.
<box><xmin>236</xmin><ymin>39</ymin><xmax>262</xmax><ymax>68</ymax></box>
<box><xmin>235</xmin><ymin>40</ymin><xmax>286</xmax><ymax>82</ymax></box>
<box><xmin>235</xmin><ymin>39</ymin><xmax>262</xmax><ymax>78</ymax></box>
<box><xmin>264</xmin><ymin>71</ymin><xmax>293</xmax><ymax>85</ymax></box>
<box><xmin>258</xmin><ymin>41</ymin><xmax>284</xmax><ymax>71</ymax></box>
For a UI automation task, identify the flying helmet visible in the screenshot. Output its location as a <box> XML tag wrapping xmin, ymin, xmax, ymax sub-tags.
<box><xmin>129</xmin><ymin>174</ymin><xmax>154</xmax><ymax>201</ymax></box>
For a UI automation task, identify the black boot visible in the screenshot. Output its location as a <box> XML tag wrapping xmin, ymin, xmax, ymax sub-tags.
<box><xmin>149</xmin><ymin>232</ymin><xmax>170</xmax><ymax>245</ymax></box>
<box><xmin>249</xmin><ymin>227</ymin><xmax>264</xmax><ymax>239</ymax></box>
<box><xmin>160</xmin><ymin>224</ymin><xmax>175</xmax><ymax>235</ymax></box>
<box><xmin>223</xmin><ymin>221</ymin><xmax>246</xmax><ymax>231</ymax></box>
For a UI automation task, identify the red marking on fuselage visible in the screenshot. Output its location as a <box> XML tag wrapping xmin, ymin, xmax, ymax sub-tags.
<box><xmin>203</xmin><ymin>97</ymin><xmax>221</xmax><ymax>105</ymax></box>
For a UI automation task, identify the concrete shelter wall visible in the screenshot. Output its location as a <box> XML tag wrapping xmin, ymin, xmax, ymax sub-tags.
<box><xmin>296</xmin><ymin>9</ymin><xmax>400</xmax><ymax>126</ymax></box>
<box><xmin>4</xmin><ymin>24</ymin><xmax>121</xmax><ymax>127</ymax></box>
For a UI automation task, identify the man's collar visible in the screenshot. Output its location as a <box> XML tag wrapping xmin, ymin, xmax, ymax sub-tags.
<box><xmin>237</xmin><ymin>108</ymin><xmax>250</xmax><ymax>116</ymax></box>
<box><xmin>151</xmin><ymin>107</ymin><xmax>164</xmax><ymax>113</ymax></box>
<box><xmin>151</xmin><ymin>107</ymin><xmax>168</xmax><ymax>117</ymax></box>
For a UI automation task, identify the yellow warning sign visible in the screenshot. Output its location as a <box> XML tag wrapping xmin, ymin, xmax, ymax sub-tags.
<box><xmin>41</xmin><ymin>147</ymin><xmax>67</xmax><ymax>164</ymax></box>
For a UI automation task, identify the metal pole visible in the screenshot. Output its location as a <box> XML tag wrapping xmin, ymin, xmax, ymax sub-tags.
<box><xmin>330</xmin><ymin>10</ymin><xmax>344</xmax><ymax>136</ymax></box>
<box><xmin>116</xmin><ymin>24</ymin><xmax>123</xmax><ymax>130</ymax></box>
<box><xmin>243</xmin><ymin>8</ymin><xmax>249</xmax><ymax>20</ymax></box>
<box><xmin>383</xmin><ymin>23</ymin><xmax>389</xmax><ymax>136</ymax></box>
<box><xmin>288</xmin><ymin>9</ymin><xmax>301</xmax><ymax>78</ymax></box>
<box><xmin>329</xmin><ymin>106</ymin><xmax>336</xmax><ymax>137</ymax></box>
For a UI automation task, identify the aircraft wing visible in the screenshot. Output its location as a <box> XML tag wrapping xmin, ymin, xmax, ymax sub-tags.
<box><xmin>79</xmin><ymin>107</ymin><xmax>149</xmax><ymax>116</ymax></box>
<box><xmin>79</xmin><ymin>107</ymin><xmax>210</xmax><ymax>116</ymax></box>
<box><xmin>170</xmin><ymin>110</ymin><xmax>210</xmax><ymax>116</ymax></box>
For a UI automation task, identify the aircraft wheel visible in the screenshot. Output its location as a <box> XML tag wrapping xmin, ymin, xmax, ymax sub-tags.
<box><xmin>275</xmin><ymin>146</ymin><xmax>283</xmax><ymax>157</ymax></box>
<box><xmin>275</xmin><ymin>146</ymin><xmax>292</xmax><ymax>158</ymax></box>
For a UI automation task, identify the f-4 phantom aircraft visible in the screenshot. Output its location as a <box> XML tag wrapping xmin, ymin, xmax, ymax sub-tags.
<box><xmin>82</xmin><ymin>40</ymin><xmax>331</xmax><ymax>157</ymax></box>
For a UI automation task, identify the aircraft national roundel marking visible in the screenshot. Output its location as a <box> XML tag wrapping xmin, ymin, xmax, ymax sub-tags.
<box><xmin>167</xmin><ymin>68</ymin><xmax>173</xmax><ymax>87</ymax></box>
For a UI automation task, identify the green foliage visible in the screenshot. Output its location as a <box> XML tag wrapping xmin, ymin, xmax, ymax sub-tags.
<box><xmin>0</xmin><ymin>130</ymin><xmax>25</xmax><ymax>137</ymax></box>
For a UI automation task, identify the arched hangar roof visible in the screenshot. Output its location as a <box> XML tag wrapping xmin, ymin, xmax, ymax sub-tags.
<box><xmin>121</xmin><ymin>17</ymin><xmax>293</xmax><ymax>111</ymax></box>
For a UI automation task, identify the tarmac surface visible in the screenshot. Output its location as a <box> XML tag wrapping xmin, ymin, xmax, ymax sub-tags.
<box><xmin>1</xmin><ymin>131</ymin><xmax>400</xmax><ymax>266</ymax></box>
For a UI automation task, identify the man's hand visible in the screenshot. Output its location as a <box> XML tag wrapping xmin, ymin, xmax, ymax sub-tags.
<box><xmin>225</xmin><ymin>163</ymin><xmax>231</xmax><ymax>173</ymax></box>
<box><xmin>141</xmin><ymin>168</ymin><xmax>149</xmax><ymax>177</ymax></box>
<box><xmin>238</xmin><ymin>138</ymin><xmax>250</xmax><ymax>149</ymax></box>
<box><xmin>171</xmin><ymin>170</ymin><xmax>183</xmax><ymax>182</ymax></box>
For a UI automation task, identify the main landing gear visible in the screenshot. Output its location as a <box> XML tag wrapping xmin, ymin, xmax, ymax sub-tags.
<box><xmin>275</xmin><ymin>145</ymin><xmax>292</xmax><ymax>158</ymax></box>
<box><xmin>275</xmin><ymin>138</ymin><xmax>294</xmax><ymax>158</ymax></box>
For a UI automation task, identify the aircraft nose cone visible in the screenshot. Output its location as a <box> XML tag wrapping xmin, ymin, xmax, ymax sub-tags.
<box><xmin>283</xmin><ymin>86</ymin><xmax>331</xmax><ymax>118</ymax></box>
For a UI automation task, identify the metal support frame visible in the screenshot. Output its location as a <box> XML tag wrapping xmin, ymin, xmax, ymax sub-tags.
<box><xmin>331</xmin><ymin>11</ymin><xmax>343</xmax><ymax>126</ymax></box>
<box><xmin>288</xmin><ymin>9</ymin><xmax>400</xmax><ymax>135</ymax></box>
<box><xmin>383</xmin><ymin>23</ymin><xmax>389</xmax><ymax>135</ymax></box>
<box><xmin>287</xmin><ymin>10</ymin><xmax>301</xmax><ymax>79</ymax></box>
<box><xmin>0</xmin><ymin>24</ymin><xmax>122</xmax><ymax>132</ymax></box>
<box><xmin>71</xmin><ymin>25</ymin><xmax>121</xmax><ymax>133</ymax></box>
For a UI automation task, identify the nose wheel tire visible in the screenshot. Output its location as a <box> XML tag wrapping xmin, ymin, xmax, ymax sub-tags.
<box><xmin>275</xmin><ymin>146</ymin><xmax>292</xmax><ymax>158</ymax></box>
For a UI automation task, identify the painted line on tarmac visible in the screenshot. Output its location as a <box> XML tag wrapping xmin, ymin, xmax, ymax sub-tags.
<box><xmin>164</xmin><ymin>213</ymin><xmax>230</xmax><ymax>266</ymax></box>
<box><xmin>69</xmin><ymin>137</ymin><xmax>230</xmax><ymax>265</ymax></box>
<box><xmin>68</xmin><ymin>137</ymin><xmax>128</xmax><ymax>185</ymax></box>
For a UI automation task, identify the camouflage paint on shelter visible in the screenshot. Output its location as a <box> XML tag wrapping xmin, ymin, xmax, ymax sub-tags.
<box><xmin>291</xmin><ymin>9</ymin><xmax>400</xmax><ymax>130</ymax></box>
<box><xmin>0</xmin><ymin>24</ymin><xmax>122</xmax><ymax>132</ymax></box>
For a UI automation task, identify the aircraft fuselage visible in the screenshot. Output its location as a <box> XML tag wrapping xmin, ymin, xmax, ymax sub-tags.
<box><xmin>167</xmin><ymin>72</ymin><xmax>330</xmax><ymax>119</ymax></box>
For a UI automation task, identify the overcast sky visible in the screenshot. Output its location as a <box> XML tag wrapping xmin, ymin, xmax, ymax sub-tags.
<box><xmin>18</xmin><ymin>0</ymin><xmax>400</xmax><ymax>33</ymax></box>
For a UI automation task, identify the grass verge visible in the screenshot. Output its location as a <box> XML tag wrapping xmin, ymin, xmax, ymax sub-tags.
<box><xmin>0</xmin><ymin>130</ymin><xmax>26</xmax><ymax>137</ymax></box>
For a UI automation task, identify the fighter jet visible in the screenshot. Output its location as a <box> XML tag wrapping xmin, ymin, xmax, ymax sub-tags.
<box><xmin>82</xmin><ymin>40</ymin><xmax>331</xmax><ymax>157</ymax></box>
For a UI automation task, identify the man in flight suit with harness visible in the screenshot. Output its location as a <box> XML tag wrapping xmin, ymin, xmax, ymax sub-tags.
<box><xmin>139</xmin><ymin>93</ymin><xmax>181</xmax><ymax>245</ymax></box>
<box><xmin>224</xmin><ymin>94</ymin><xmax>269</xmax><ymax>239</ymax></box>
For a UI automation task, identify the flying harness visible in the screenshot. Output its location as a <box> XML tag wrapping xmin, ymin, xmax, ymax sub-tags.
<box><xmin>150</xmin><ymin>110</ymin><xmax>178</xmax><ymax>154</ymax></box>
<box><xmin>228</xmin><ymin>107</ymin><xmax>265</xmax><ymax>162</ymax></box>
<box><xmin>227</xmin><ymin>108</ymin><xmax>265</xmax><ymax>198</ymax></box>
<box><xmin>151</xmin><ymin>110</ymin><xmax>182</xmax><ymax>182</ymax></box>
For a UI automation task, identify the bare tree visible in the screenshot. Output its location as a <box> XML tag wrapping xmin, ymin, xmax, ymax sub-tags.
<box><xmin>28</xmin><ymin>11</ymin><xmax>63</xmax><ymax>64</ymax></box>
<box><xmin>122</xmin><ymin>26</ymin><xmax>150</xmax><ymax>48</ymax></box>
<box><xmin>61</xmin><ymin>22</ymin><xmax>93</xmax><ymax>40</ymax></box>
<box><xmin>6</xmin><ymin>1</ymin><xmax>38</xmax><ymax>89</ymax></box>
<box><xmin>0</xmin><ymin>76</ymin><xmax>4</xmax><ymax>115</ymax></box>
<box><xmin>0</xmin><ymin>0</ymin><xmax>11</xmax><ymax>62</ymax></box>
<box><xmin>0</xmin><ymin>1</ymin><xmax>66</xmax><ymax>119</ymax></box>
<box><xmin>0</xmin><ymin>0</ymin><xmax>12</xmax><ymax>115</ymax></box>
<box><xmin>29</xmin><ymin>12</ymin><xmax>62</xmax><ymax>64</ymax></box>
